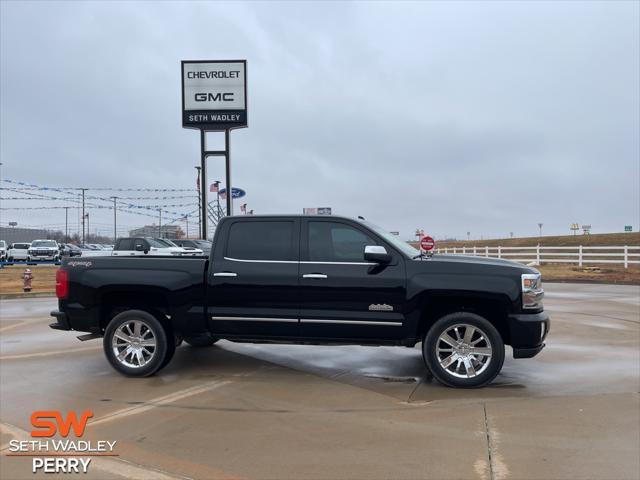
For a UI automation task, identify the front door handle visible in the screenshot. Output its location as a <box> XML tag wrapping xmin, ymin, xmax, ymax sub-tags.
<box><xmin>213</xmin><ymin>272</ymin><xmax>238</xmax><ymax>277</ymax></box>
<box><xmin>302</xmin><ymin>273</ymin><xmax>328</xmax><ymax>279</ymax></box>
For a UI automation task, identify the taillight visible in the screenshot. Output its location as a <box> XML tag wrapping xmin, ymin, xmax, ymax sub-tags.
<box><xmin>56</xmin><ymin>269</ymin><xmax>69</xmax><ymax>299</ymax></box>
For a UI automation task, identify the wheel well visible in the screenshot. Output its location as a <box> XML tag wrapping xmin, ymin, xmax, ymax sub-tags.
<box><xmin>417</xmin><ymin>295</ymin><xmax>510</xmax><ymax>344</ymax></box>
<box><xmin>99</xmin><ymin>292</ymin><xmax>171</xmax><ymax>333</ymax></box>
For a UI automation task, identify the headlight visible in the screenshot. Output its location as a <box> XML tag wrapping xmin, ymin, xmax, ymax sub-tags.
<box><xmin>521</xmin><ymin>273</ymin><xmax>544</xmax><ymax>309</ymax></box>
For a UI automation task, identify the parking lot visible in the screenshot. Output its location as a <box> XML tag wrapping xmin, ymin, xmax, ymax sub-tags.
<box><xmin>1</xmin><ymin>283</ymin><xmax>638</xmax><ymax>480</ymax></box>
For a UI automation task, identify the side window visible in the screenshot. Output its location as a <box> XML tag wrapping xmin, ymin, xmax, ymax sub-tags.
<box><xmin>308</xmin><ymin>222</ymin><xmax>376</xmax><ymax>262</ymax></box>
<box><xmin>134</xmin><ymin>239</ymin><xmax>148</xmax><ymax>251</ymax></box>
<box><xmin>117</xmin><ymin>239</ymin><xmax>134</xmax><ymax>251</ymax></box>
<box><xmin>226</xmin><ymin>221</ymin><xmax>294</xmax><ymax>261</ymax></box>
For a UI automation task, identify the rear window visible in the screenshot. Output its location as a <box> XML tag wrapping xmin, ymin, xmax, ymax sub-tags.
<box><xmin>226</xmin><ymin>221</ymin><xmax>294</xmax><ymax>261</ymax></box>
<box><xmin>13</xmin><ymin>243</ymin><xmax>29</xmax><ymax>249</ymax></box>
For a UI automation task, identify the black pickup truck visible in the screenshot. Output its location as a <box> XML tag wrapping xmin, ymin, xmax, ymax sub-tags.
<box><xmin>50</xmin><ymin>215</ymin><xmax>549</xmax><ymax>388</ymax></box>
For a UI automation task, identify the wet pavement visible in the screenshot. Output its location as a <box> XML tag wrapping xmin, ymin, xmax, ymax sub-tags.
<box><xmin>1</xmin><ymin>283</ymin><xmax>638</xmax><ymax>479</ymax></box>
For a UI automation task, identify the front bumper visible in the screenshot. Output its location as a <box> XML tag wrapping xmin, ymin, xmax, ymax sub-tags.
<box><xmin>508</xmin><ymin>311</ymin><xmax>550</xmax><ymax>359</ymax></box>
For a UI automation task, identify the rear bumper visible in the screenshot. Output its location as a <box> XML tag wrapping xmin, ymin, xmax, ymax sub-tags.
<box><xmin>49</xmin><ymin>310</ymin><xmax>71</xmax><ymax>331</ymax></box>
<box><xmin>508</xmin><ymin>311</ymin><xmax>550</xmax><ymax>359</ymax></box>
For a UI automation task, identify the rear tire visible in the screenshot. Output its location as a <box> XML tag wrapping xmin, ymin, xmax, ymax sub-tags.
<box><xmin>103</xmin><ymin>310</ymin><xmax>169</xmax><ymax>377</ymax></box>
<box><xmin>423</xmin><ymin>312</ymin><xmax>504</xmax><ymax>388</ymax></box>
<box><xmin>184</xmin><ymin>335</ymin><xmax>218</xmax><ymax>347</ymax></box>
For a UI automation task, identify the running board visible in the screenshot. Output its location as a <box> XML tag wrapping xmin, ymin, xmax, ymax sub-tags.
<box><xmin>77</xmin><ymin>333</ymin><xmax>102</xmax><ymax>341</ymax></box>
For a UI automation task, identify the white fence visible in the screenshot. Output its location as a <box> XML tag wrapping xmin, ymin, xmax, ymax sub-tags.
<box><xmin>434</xmin><ymin>245</ymin><xmax>640</xmax><ymax>268</ymax></box>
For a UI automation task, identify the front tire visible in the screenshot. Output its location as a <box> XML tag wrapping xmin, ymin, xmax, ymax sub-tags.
<box><xmin>103</xmin><ymin>310</ymin><xmax>169</xmax><ymax>377</ymax></box>
<box><xmin>423</xmin><ymin>312</ymin><xmax>505</xmax><ymax>388</ymax></box>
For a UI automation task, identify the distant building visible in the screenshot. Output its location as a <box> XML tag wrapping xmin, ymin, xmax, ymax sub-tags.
<box><xmin>0</xmin><ymin>227</ymin><xmax>52</xmax><ymax>244</ymax></box>
<box><xmin>128</xmin><ymin>224</ymin><xmax>183</xmax><ymax>239</ymax></box>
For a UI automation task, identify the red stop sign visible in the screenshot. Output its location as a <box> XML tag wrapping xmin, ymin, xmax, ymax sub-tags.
<box><xmin>420</xmin><ymin>236</ymin><xmax>435</xmax><ymax>251</ymax></box>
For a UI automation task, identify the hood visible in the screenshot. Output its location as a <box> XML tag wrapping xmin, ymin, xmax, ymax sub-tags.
<box><xmin>418</xmin><ymin>254</ymin><xmax>539</xmax><ymax>274</ymax></box>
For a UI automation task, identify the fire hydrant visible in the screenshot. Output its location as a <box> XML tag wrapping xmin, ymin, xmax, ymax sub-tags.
<box><xmin>23</xmin><ymin>269</ymin><xmax>33</xmax><ymax>293</ymax></box>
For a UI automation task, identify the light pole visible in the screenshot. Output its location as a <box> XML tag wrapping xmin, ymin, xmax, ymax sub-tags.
<box><xmin>538</xmin><ymin>223</ymin><xmax>543</xmax><ymax>238</ymax></box>
<box><xmin>111</xmin><ymin>196</ymin><xmax>117</xmax><ymax>242</ymax></box>
<box><xmin>81</xmin><ymin>188</ymin><xmax>87</xmax><ymax>243</ymax></box>
<box><xmin>64</xmin><ymin>207</ymin><xmax>69</xmax><ymax>242</ymax></box>
<box><xmin>195</xmin><ymin>166</ymin><xmax>202</xmax><ymax>239</ymax></box>
<box><xmin>158</xmin><ymin>209</ymin><xmax>162</xmax><ymax>238</ymax></box>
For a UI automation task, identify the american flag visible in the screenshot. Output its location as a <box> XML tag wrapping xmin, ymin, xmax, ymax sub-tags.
<box><xmin>240</xmin><ymin>204</ymin><xmax>247</xmax><ymax>214</ymax></box>
<box><xmin>210</xmin><ymin>182</ymin><xmax>219</xmax><ymax>193</ymax></box>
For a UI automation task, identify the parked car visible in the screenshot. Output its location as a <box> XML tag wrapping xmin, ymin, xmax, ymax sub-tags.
<box><xmin>111</xmin><ymin>237</ymin><xmax>188</xmax><ymax>256</ymax></box>
<box><xmin>77</xmin><ymin>244</ymin><xmax>112</xmax><ymax>257</ymax></box>
<box><xmin>171</xmin><ymin>239</ymin><xmax>212</xmax><ymax>256</ymax></box>
<box><xmin>28</xmin><ymin>239</ymin><xmax>60</xmax><ymax>261</ymax></box>
<box><xmin>0</xmin><ymin>240</ymin><xmax>7</xmax><ymax>261</ymax></box>
<box><xmin>155</xmin><ymin>238</ymin><xmax>203</xmax><ymax>256</ymax></box>
<box><xmin>7</xmin><ymin>242</ymin><xmax>31</xmax><ymax>261</ymax></box>
<box><xmin>60</xmin><ymin>243</ymin><xmax>83</xmax><ymax>258</ymax></box>
<box><xmin>51</xmin><ymin>215</ymin><xmax>549</xmax><ymax>388</ymax></box>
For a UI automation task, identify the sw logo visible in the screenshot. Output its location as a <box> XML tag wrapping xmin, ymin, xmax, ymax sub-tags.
<box><xmin>30</xmin><ymin>410</ymin><xmax>93</xmax><ymax>437</ymax></box>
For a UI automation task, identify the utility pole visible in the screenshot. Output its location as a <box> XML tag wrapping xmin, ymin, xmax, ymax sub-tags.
<box><xmin>81</xmin><ymin>188</ymin><xmax>87</xmax><ymax>243</ymax></box>
<box><xmin>538</xmin><ymin>223</ymin><xmax>543</xmax><ymax>238</ymax></box>
<box><xmin>111</xmin><ymin>196</ymin><xmax>117</xmax><ymax>241</ymax></box>
<box><xmin>64</xmin><ymin>207</ymin><xmax>69</xmax><ymax>242</ymax></box>
<box><xmin>86</xmin><ymin>213</ymin><xmax>90</xmax><ymax>243</ymax></box>
<box><xmin>195</xmin><ymin>166</ymin><xmax>202</xmax><ymax>239</ymax></box>
<box><xmin>158</xmin><ymin>209</ymin><xmax>162</xmax><ymax>238</ymax></box>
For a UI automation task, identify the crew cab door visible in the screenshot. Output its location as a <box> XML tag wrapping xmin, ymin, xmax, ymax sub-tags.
<box><xmin>299</xmin><ymin>219</ymin><xmax>407</xmax><ymax>340</ymax></box>
<box><xmin>207</xmin><ymin>218</ymin><xmax>300</xmax><ymax>338</ymax></box>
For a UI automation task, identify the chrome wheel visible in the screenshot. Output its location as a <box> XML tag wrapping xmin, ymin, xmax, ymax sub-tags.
<box><xmin>436</xmin><ymin>323</ymin><xmax>492</xmax><ymax>379</ymax></box>
<box><xmin>111</xmin><ymin>319</ymin><xmax>157</xmax><ymax>368</ymax></box>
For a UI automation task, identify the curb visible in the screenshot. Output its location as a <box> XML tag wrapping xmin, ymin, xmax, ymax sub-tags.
<box><xmin>0</xmin><ymin>292</ymin><xmax>56</xmax><ymax>300</ymax></box>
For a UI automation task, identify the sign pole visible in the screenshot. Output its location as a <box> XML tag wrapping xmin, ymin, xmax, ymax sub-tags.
<box><xmin>200</xmin><ymin>130</ymin><xmax>208</xmax><ymax>240</ymax></box>
<box><xmin>225</xmin><ymin>129</ymin><xmax>232</xmax><ymax>216</ymax></box>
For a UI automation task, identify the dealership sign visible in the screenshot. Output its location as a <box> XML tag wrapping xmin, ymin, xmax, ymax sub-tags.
<box><xmin>181</xmin><ymin>60</ymin><xmax>247</xmax><ymax>131</ymax></box>
<box><xmin>218</xmin><ymin>188</ymin><xmax>246</xmax><ymax>199</ymax></box>
<box><xmin>303</xmin><ymin>208</ymin><xmax>332</xmax><ymax>215</ymax></box>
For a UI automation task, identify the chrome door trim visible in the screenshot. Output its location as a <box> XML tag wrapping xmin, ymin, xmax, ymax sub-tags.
<box><xmin>224</xmin><ymin>257</ymin><xmax>376</xmax><ymax>266</ymax></box>
<box><xmin>300</xmin><ymin>319</ymin><xmax>403</xmax><ymax>326</ymax></box>
<box><xmin>213</xmin><ymin>272</ymin><xmax>238</xmax><ymax>277</ymax></box>
<box><xmin>302</xmin><ymin>274</ymin><xmax>328</xmax><ymax>279</ymax></box>
<box><xmin>211</xmin><ymin>316</ymin><xmax>299</xmax><ymax>323</ymax></box>
<box><xmin>301</xmin><ymin>261</ymin><xmax>377</xmax><ymax>266</ymax></box>
<box><xmin>224</xmin><ymin>257</ymin><xmax>297</xmax><ymax>264</ymax></box>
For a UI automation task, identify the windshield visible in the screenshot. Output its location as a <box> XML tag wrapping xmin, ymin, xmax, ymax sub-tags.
<box><xmin>14</xmin><ymin>243</ymin><xmax>29</xmax><ymax>249</ymax></box>
<box><xmin>152</xmin><ymin>238</ymin><xmax>176</xmax><ymax>247</ymax></box>
<box><xmin>147</xmin><ymin>238</ymin><xmax>172</xmax><ymax>248</ymax></box>
<box><xmin>361</xmin><ymin>221</ymin><xmax>419</xmax><ymax>258</ymax></box>
<box><xmin>31</xmin><ymin>240</ymin><xmax>57</xmax><ymax>248</ymax></box>
<box><xmin>194</xmin><ymin>240</ymin><xmax>212</xmax><ymax>249</ymax></box>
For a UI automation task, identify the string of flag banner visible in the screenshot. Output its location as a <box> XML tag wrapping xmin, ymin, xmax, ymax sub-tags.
<box><xmin>1</xmin><ymin>179</ymin><xmax>196</xmax><ymax>221</ymax></box>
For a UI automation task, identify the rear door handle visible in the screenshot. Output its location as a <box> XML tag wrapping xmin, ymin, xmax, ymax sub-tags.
<box><xmin>302</xmin><ymin>274</ymin><xmax>328</xmax><ymax>279</ymax></box>
<box><xmin>213</xmin><ymin>272</ymin><xmax>238</xmax><ymax>277</ymax></box>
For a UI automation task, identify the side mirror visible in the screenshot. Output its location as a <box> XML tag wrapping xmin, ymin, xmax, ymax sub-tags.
<box><xmin>135</xmin><ymin>244</ymin><xmax>144</xmax><ymax>252</ymax></box>
<box><xmin>364</xmin><ymin>245</ymin><xmax>391</xmax><ymax>264</ymax></box>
